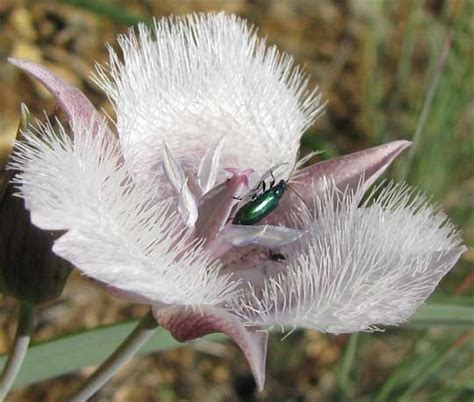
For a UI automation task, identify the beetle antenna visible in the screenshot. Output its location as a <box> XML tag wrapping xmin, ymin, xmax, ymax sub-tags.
<box><xmin>288</xmin><ymin>186</ymin><xmax>312</xmax><ymax>215</ymax></box>
<box><xmin>286</xmin><ymin>151</ymin><xmax>300</xmax><ymax>181</ymax></box>
<box><xmin>296</xmin><ymin>150</ymin><xmax>323</xmax><ymax>169</ymax></box>
<box><xmin>286</xmin><ymin>150</ymin><xmax>323</xmax><ymax>182</ymax></box>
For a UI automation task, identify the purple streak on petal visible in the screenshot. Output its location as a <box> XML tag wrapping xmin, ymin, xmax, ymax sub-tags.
<box><xmin>195</xmin><ymin>170</ymin><xmax>251</xmax><ymax>243</ymax></box>
<box><xmin>153</xmin><ymin>305</ymin><xmax>268</xmax><ymax>391</ymax></box>
<box><xmin>8</xmin><ymin>58</ymin><xmax>107</xmax><ymax>134</ymax></box>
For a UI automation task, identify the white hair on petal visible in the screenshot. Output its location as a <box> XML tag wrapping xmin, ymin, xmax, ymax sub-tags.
<box><xmin>93</xmin><ymin>12</ymin><xmax>323</xmax><ymax>183</ymax></box>
<box><xmin>9</xmin><ymin>119</ymin><xmax>240</xmax><ymax>306</ymax></box>
<box><xmin>231</xmin><ymin>180</ymin><xmax>466</xmax><ymax>333</ymax></box>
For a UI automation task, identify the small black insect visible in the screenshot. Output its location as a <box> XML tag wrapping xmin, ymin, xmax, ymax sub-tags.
<box><xmin>269</xmin><ymin>250</ymin><xmax>286</xmax><ymax>262</ymax></box>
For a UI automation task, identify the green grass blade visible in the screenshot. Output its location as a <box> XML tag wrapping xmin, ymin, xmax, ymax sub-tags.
<box><xmin>406</xmin><ymin>303</ymin><xmax>473</xmax><ymax>329</ymax></box>
<box><xmin>338</xmin><ymin>333</ymin><xmax>360</xmax><ymax>395</ymax></box>
<box><xmin>0</xmin><ymin>320</ymin><xmax>226</xmax><ymax>390</ymax></box>
<box><xmin>385</xmin><ymin>0</ymin><xmax>421</xmax><ymax>141</ymax></box>
<box><xmin>430</xmin><ymin>295</ymin><xmax>474</xmax><ymax>306</ymax></box>
<box><xmin>398</xmin><ymin>334</ymin><xmax>472</xmax><ymax>402</ymax></box>
<box><xmin>58</xmin><ymin>0</ymin><xmax>151</xmax><ymax>26</ymax></box>
<box><xmin>399</xmin><ymin>30</ymin><xmax>453</xmax><ymax>180</ymax></box>
<box><xmin>374</xmin><ymin>334</ymin><xmax>456</xmax><ymax>402</ymax></box>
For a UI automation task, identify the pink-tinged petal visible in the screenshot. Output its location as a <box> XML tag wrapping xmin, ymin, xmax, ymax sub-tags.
<box><xmin>225</xmin><ymin>168</ymin><xmax>254</xmax><ymax>187</ymax></box>
<box><xmin>8</xmin><ymin>58</ymin><xmax>106</xmax><ymax>133</ymax></box>
<box><xmin>195</xmin><ymin>170</ymin><xmax>251</xmax><ymax>243</ymax></box>
<box><xmin>220</xmin><ymin>224</ymin><xmax>304</xmax><ymax>248</ymax></box>
<box><xmin>293</xmin><ymin>140</ymin><xmax>411</xmax><ymax>195</ymax></box>
<box><xmin>153</xmin><ymin>305</ymin><xmax>268</xmax><ymax>391</ymax></box>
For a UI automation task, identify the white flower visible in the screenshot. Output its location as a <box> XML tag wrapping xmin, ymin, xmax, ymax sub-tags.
<box><xmin>8</xmin><ymin>12</ymin><xmax>465</xmax><ymax>390</ymax></box>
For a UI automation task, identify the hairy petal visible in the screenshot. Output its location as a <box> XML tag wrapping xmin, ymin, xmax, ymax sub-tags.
<box><xmin>233</xmin><ymin>182</ymin><xmax>466</xmax><ymax>333</ymax></box>
<box><xmin>9</xmin><ymin>120</ymin><xmax>238</xmax><ymax>306</ymax></box>
<box><xmin>153</xmin><ymin>305</ymin><xmax>268</xmax><ymax>391</ymax></box>
<box><xmin>8</xmin><ymin>58</ymin><xmax>107</xmax><ymax>135</ymax></box>
<box><xmin>93</xmin><ymin>13</ymin><xmax>322</xmax><ymax>182</ymax></box>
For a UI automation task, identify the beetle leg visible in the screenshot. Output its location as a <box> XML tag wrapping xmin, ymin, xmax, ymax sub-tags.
<box><xmin>269</xmin><ymin>170</ymin><xmax>276</xmax><ymax>188</ymax></box>
<box><xmin>251</xmin><ymin>180</ymin><xmax>265</xmax><ymax>199</ymax></box>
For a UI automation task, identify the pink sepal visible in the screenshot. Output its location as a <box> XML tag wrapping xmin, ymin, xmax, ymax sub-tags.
<box><xmin>266</xmin><ymin>140</ymin><xmax>411</xmax><ymax>224</ymax></box>
<box><xmin>153</xmin><ymin>305</ymin><xmax>268</xmax><ymax>391</ymax></box>
<box><xmin>8</xmin><ymin>58</ymin><xmax>109</xmax><ymax>135</ymax></box>
<box><xmin>294</xmin><ymin>140</ymin><xmax>411</xmax><ymax>195</ymax></box>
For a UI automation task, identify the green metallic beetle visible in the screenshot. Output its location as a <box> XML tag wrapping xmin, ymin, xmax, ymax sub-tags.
<box><xmin>232</xmin><ymin>178</ymin><xmax>287</xmax><ymax>225</ymax></box>
<box><xmin>232</xmin><ymin>153</ymin><xmax>316</xmax><ymax>226</ymax></box>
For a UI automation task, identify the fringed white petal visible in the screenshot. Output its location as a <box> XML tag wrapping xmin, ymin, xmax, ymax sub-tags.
<box><xmin>93</xmin><ymin>12</ymin><xmax>322</xmax><ymax>183</ymax></box>
<box><xmin>8</xmin><ymin>119</ymin><xmax>117</xmax><ymax>230</ymax></box>
<box><xmin>232</xmin><ymin>181</ymin><xmax>466</xmax><ymax>333</ymax></box>
<box><xmin>9</xmin><ymin>120</ymin><xmax>239</xmax><ymax>306</ymax></box>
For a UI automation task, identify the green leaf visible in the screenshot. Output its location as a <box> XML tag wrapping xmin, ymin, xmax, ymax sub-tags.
<box><xmin>337</xmin><ymin>332</ymin><xmax>360</xmax><ymax>396</ymax></box>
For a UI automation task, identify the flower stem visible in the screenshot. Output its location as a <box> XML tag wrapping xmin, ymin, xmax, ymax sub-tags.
<box><xmin>69</xmin><ymin>308</ymin><xmax>158</xmax><ymax>402</ymax></box>
<box><xmin>0</xmin><ymin>302</ymin><xmax>35</xmax><ymax>400</ymax></box>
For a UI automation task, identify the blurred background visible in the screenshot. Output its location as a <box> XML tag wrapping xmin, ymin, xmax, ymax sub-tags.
<box><xmin>0</xmin><ymin>1</ymin><xmax>472</xmax><ymax>401</ymax></box>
